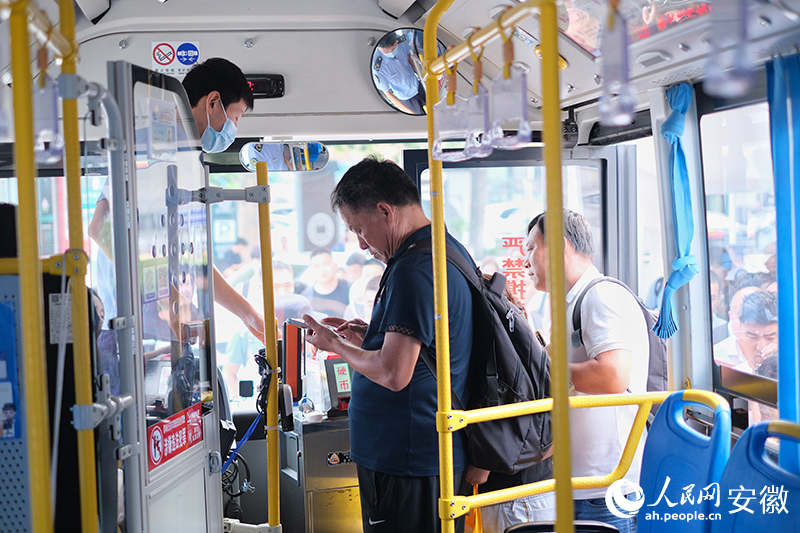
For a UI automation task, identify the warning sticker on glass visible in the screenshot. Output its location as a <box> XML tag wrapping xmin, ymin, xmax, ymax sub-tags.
<box><xmin>49</xmin><ymin>293</ymin><xmax>73</xmax><ymax>344</ymax></box>
<box><xmin>148</xmin><ymin>98</ymin><xmax>178</xmax><ymax>162</ymax></box>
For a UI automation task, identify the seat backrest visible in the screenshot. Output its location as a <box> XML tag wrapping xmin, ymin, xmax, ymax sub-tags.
<box><xmin>638</xmin><ymin>390</ymin><xmax>731</xmax><ymax>533</ymax></box>
<box><xmin>710</xmin><ymin>421</ymin><xmax>800</xmax><ymax>532</ymax></box>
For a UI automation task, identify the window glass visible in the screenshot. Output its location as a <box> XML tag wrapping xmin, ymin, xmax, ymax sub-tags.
<box><xmin>700</xmin><ymin>102</ymin><xmax>777</xmax><ymax>423</ymax></box>
<box><xmin>626</xmin><ymin>136</ymin><xmax>665</xmax><ymax>306</ymax></box>
<box><xmin>419</xmin><ymin>161</ymin><xmax>603</xmax><ymax>345</ymax></box>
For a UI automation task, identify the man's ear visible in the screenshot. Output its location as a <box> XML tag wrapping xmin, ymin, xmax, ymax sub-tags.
<box><xmin>205</xmin><ymin>90</ymin><xmax>221</xmax><ymax>113</ymax></box>
<box><xmin>376</xmin><ymin>201</ymin><xmax>393</xmax><ymax>220</ymax></box>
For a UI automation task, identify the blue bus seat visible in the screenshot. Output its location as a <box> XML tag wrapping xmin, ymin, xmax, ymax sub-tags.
<box><xmin>639</xmin><ymin>390</ymin><xmax>731</xmax><ymax>533</ymax></box>
<box><xmin>506</xmin><ymin>520</ymin><xmax>618</xmax><ymax>532</ymax></box>
<box><xmin>710</xmin><ymin>421</ymin><xmax>800</xmax><ymax>531</ymax></box>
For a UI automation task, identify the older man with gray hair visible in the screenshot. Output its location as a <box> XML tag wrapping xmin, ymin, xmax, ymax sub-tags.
<box><xmin>523</xmin><ymin>209</ymin><xmax>649</xmax><ymax>533</ymax></box>
<box><xmin>303</xmin><ymin>156</ymin><xmax>474</xmax><ymax>533</ymax></box>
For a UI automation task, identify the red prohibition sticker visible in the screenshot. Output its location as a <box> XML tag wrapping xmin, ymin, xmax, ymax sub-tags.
<box><xmin>147</xmin><ymin>403</ymin><xmax>203</xmax><ymax>470</ymax></box>
<box><xmin>153</xmin><ymin>43</ymin><xmax>175</xmax><ymax>66</ymax></box>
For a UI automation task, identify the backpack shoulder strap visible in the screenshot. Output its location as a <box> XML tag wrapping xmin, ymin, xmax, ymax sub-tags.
<box><xmin>571</xmin><ymin>276</ymin><xmax>646</xmax><ymax>349</ymax></box>
<box><xmin>405</xmin><ymin>236</ymin><xmax>483</xmax><ymax>290</ymax></box>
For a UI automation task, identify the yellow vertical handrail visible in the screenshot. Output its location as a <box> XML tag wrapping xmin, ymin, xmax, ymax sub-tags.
<box><xmin>538</xmin><ymin>3</ymin><xmax>572</xmax><ymax>532</ymax></box>
<box><xmin>57</xmin><ymin>2</ymin><xmax>99</xmax><ymax>532</ymax></box>
<box><xmin>9</xmin><ymin>0</ymin><xmax>54</xmax><ymax>531</ymax></box>
<box><xmin>425</xmin><ymin>1</ymin><xmax>570</xmax><ymax>532</ymax></box>
<box><xmin>256</xmin><ymin>161</ymin><xmax>280</xmax><ymax>526</ymax></box>
<box><xmin>423</xmin><ymin>3</ymin><xmax>456</xmax><ymax>533</ymax></box>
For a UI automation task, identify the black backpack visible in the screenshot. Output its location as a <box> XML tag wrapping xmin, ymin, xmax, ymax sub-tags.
<box><xmin>395</xmin><ymin>237</ymin><xmax>552</xmax><ymax>475</ymax></box>
<box><xmin>571</xmin><ymin>277</ymin><xmax>669</xmax><ymax>400</ymax></box>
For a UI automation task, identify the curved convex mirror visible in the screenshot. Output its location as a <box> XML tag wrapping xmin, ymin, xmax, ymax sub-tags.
<box><xmin>370</xmin><ymin>28</ymin><xmax>446</xmax><ymax>116</ymax></box>
<box><xmin>238</xmin><ymin>142</ymin><xmax>329</xmax><ymax>172</ymax></box>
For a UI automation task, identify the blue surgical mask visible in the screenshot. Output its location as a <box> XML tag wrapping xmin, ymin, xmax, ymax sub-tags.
<box><xmin>201</xmin><ymin>105</ymin><xmax>237</xmax><ymax>153</ymax></box>
<box><xmin>383</xmin><ymin>47</ymin><xmax>398</xmax><ymax>58</ymax></box>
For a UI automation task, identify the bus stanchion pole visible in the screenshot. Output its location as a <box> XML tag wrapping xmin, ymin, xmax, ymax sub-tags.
<box><xmin>9</xmin><ymin>1</ymin><xmax>54</xmax><ymax>530</ymax></box>
<box><xmin>540</xmin><ymin>2</ymin><xmax>573</xmax><ymax>532</ymax></box>
<box><xmin>58</xmin><ymin>2</ymin><xmax>100</xmax><ymax>531</ymax></box>
<box><xmin>256</xmin><ymin>161</ymin><xmax>281</xmax><ymax>527</ymax></box>
<box><xmin>424</xmin><ymin>2</ymin><xmax>457</xmax><ymax>531</ymax></box>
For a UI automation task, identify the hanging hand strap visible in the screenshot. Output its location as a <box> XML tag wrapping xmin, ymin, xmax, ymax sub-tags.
<box><xmin>654</xmin><ymin>82</ymin><xmax>699</xmax><ymax>338</ymax></box>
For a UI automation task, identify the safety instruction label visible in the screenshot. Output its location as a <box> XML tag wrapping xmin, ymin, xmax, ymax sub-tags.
<box><xmin>151</xmin><ymin>41</ymin><xmax>200</xmax><ymax>77</ymax></box>
<box><xmin>48</xmin><ymin>293</ymin><xmax>73</xmax><ymax>344</ymax></box>
<box><xmin>147</xmin><ymin>402</ymin><xmax>203</xmax><ymax>470</ymax></box>
<box><xmin>148</xmin><ymin>98</ymin><xmax>178</xmax><ymax>162</ymax></box>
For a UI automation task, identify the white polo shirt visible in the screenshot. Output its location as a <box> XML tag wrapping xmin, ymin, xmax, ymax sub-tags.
<box><xmin>566</xmin><ymin>266</ymin><xmax>650</xmax><ymax>500</ymax></box>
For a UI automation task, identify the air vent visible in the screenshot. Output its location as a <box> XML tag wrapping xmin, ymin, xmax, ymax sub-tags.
<box><xmin>653</xmin><ymin>67</ymin><xmax>705</xmax><ymax>86</ymax></box>
<box><xmin>636</xmin><ymin>51</ymin><xmax>673</xmax><ymax>69</ymax></box>
<box><xmin>757</xmin><ymin>37</ymin><xmax>800</xmax><ymax>62</ymax></box>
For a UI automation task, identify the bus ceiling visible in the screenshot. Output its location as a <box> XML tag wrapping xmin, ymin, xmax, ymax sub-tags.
<box><xmin>13</xmin><ymin>1</ymin><xmax>800</xmax><ymax>141</ymax></box>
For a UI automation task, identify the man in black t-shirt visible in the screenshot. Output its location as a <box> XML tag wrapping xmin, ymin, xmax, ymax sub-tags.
<box><xmin>302</xmin><ymin>249</ymin><xmax>350</xmax><ymax>317</ymax></box>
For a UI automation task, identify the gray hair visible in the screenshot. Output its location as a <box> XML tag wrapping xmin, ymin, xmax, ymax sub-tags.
<box><xmin>527</xmin><ymin>209</ymin><xmax>595</xmax><ymax>261</ymax></box>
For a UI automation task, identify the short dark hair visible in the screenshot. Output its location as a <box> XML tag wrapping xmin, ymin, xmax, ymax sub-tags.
<box><xmin>739</xmin><ymin>290</ymin><xmax>778</xmax><ymax>325</ymax></box>
<box><xmin>2</xmin><ymin>402</ymin><xmax>15</xmax><ymax>411</ymax></box>
<box><xmin>364</xmin><ymin>258</ymin><xmax>385</xmax><ymax>270</ymax></box>
<box><xmin>273</xmin><ymin>261</ymin><xmax>293</xmax><ymax>274</ymax></box>
<box><xmin>731</xmin><ymin>271</ymin><xmax>774</xmax><ymax>293</ymax></box>
<box><xmin>756</xmin><ymin>354</ymin><xmax>778</xmax><ymax>380</ymax></box>
<box><xmin>378</xmin><ymin>32</ymin><xmax>399</xmax><ymax>50</ymax></box>
<box><xmin>346</xmin><ymin>252</ymin><xmax>365</xmax><ymax>266</ymax></box>
<box><xmin>310</xmin><ymin>248</ymin><xmax>332</xmax><ymax>259</ymax></box>
<box><xmin>527</xmin><ymin>209</ymin><xmax>595</xmax><ymax>261</ymax></box>
<box><xmin>331</xmin><ymin>156</ymin><xmax>421</xmax><ymax>214</ymax></box>
<box><xmin>182</xmin><ymin>57</ymin><xmax>254</xmax><ymax>111</ymax></box>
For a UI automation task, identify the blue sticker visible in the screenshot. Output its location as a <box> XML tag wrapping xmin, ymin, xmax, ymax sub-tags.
<box><xmin>176</xmin><ymin>43</ymin><xmax>199</xmax><ymax>66</ymax></box>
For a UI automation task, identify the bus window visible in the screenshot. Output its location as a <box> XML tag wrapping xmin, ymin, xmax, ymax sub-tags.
<box><xmin>419</xmin><ymin>160</ymin><xmax>604</xmax><ymax>344</ymax></box>
<box><xmin>700</xmin><ymin>102</ymin><xmax>778</xmax><ymax>423</ymax></box>
<box><xmin>625</xmin><ymin>136</ymin><xmax>664</xmax><ymax>306</ymax></box>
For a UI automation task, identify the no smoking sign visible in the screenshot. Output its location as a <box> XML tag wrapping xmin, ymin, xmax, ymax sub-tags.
<box><xmin>153</xmin><ymin>43</ymin><xmax>175</xmax><ymax>66</ymax></box>
<box><xmin>151</xmin><ymin>41</ymin><xmax>200</xmax><ymax>76</ymax></box>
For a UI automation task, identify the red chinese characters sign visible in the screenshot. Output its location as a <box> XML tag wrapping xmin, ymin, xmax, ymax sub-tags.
<box><xmin>147</xmin><ymin>402</ymin><xmax>203</xmax><ymax>470</ymax></box>
<box><xmin>333</xmin><ymin>362</ymin><xmax>351</xmax><ymax>393</ymax></box>
<box><xmin>501</xmin><ymin>237</ymin><xmax>528</xmax><ymax>302</ymax></box>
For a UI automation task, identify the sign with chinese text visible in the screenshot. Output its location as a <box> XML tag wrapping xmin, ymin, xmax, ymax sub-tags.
<box><xmin>147</xmin><ymin>402</ymin><xmax>203</xmax><ymax>470</ymax></box>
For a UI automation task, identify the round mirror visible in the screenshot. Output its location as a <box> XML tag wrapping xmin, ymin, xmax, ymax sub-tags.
<box><xmin>370</xmin><ymin>28</ymin><xmax>446</xmax><ymax>116</ymax></box>
<box><xmin>239</xmin><ymin>142</ymin><xmax>330</xmax><ymax>172</ymax></box>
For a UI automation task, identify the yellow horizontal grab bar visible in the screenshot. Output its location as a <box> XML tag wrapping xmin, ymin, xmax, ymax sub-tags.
<box><xmin>441</xmin><ymin>392</ymin><xmax>662</xmax><ymax>519</ymax></box>
<box><xmin>426</xmin><ymin>0</ymin><xmax>546</xmax><ymax>77</ymax></box>
<box><xmin>0</xmin><ymin>253</ymin><xmax>87</xmax><ymax>276</ymax></box>
<box><xmin>767</xmin><ymin>420</ymin><xmax>800</xmax><ymax>440</ymax></box>
<box><xmin>438</xmin><ymin>391</ymin><xmax>671</xmax><ymax>431</ymax></box>
<box><xmin>681</xmin><ymin>389</ymin><xmax>727</xmax><ymax>410</ymax></box>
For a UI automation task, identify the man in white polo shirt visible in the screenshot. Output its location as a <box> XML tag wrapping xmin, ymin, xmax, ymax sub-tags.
<box><xmin>523</xmin><ymin>209</ymin><xmax>649</xmax><ymax>533</ymax></box>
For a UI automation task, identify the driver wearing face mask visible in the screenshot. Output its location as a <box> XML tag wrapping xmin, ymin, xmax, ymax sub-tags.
<box><xmin>183</xmin><ymin>57</ymin><xmax>253</xmax><ymax>153</ymax></box>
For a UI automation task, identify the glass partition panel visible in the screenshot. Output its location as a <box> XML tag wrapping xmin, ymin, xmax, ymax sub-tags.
<box><xmin>132</xmin><ymin>81</ymin><xmax>212</xmax><ymax>422</ymax></box>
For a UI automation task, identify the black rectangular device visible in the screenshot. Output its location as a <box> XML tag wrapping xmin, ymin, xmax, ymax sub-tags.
<box><xmin>281</xmin><ymin>319</ymin><xmax>306</xmax><ymax>403</ymax></box>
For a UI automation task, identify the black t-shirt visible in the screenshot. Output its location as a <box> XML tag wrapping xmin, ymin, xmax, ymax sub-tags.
<box><xmin>304</xmin><ymin>278</ymin><xmax>350</xmax><ymax>317</ymax></box>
